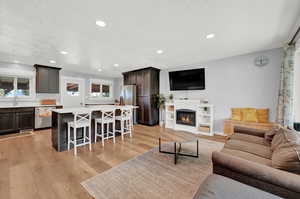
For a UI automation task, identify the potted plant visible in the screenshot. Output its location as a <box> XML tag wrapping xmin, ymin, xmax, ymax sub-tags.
<box><xmin>168</xmin><ymin>94</ymin><xmax>174</xmax><ymax>102</ymax></box>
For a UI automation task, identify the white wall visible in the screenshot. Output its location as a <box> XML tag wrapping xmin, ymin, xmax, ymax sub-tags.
<box><xmin>113</xmin><ymin>77</ymin><xmax>123</xmax><ymax>102</ymax></box>
<box><xmin>60</xmin><ymin>70</ymin><xmax>121</xmax><ymax>104</ymax></box>
<box><xmin>160</xmin><ymin>48</ymin><xmax>283</xmax><ymax>133</ymax></box>
<box><xmin>0</xmin><ymin>62</ymin><xmax>121</xmax><ymax>105</ymax></box>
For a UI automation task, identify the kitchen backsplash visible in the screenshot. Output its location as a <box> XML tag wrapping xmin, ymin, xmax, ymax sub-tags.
<box><xmin>0</xmin><ymin>94</ymin><xmax>61</xmax><ymax>107</ymax></box>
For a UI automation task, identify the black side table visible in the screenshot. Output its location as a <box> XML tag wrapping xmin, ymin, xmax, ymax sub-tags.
<box><xmin>159</xmin><ymin>138</ymin><xmax>199</xmax><ymax>164</ymax></box>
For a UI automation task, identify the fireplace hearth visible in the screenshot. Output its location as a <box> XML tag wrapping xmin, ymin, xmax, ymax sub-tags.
<box><xmin>176</xmin><ymin>109</ymin><xmax>196</xmax><ymax>126</ymax></box>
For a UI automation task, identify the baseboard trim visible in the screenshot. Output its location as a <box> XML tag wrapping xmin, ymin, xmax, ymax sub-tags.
<box><xmin>214</xmin><ymin>131</ymin><xmax>226</xmax><ymax>136</ymax></box>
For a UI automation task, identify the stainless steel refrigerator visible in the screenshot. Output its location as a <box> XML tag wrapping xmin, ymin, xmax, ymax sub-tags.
<box><xmin>121</xmin><ymin>85</ymin><xmax>137</xmax><ymax>124</ymax></box>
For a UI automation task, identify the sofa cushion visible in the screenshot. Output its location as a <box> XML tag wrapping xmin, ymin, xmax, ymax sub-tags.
<box><xmin>225</xmin><ymin>139</ymin><xmax>272</xmax><ymax>159</ymax></box>
<box><xmin>193</xmin><ymin>174</ymin><xmax>282</xmax><ymax>199</ymax></box>
<box><xmin>234</xmin><ymin>126</ymin><xmax>266</xmax><ymax>137</ymax></box>
<box><xmin>264</xmin><ymin>127</ymin><xmax>279</xmax><ymax>144</ymax></box>
<box><xmin>231</xmin><ymin>108</ymin><xmax>243</xmax><ymax>121</ymax></box>
<box><xmin>212</xmin><ymin>151</ymin><xmax>300</xmax><ymax>198</ymax></box>
<box><xmin>242</xmin><ymin>108</ymin><xmax>258</xmax><ymax>122</ymax></box>
<box><xmin>231</xmin><ymin>133</ymin><xmax>270</xmax><ymax>146</ymax></box>
<box><xmin>272</xmin><ymin>145</ymin><xmax>300</xmax><ymax>174</ymax></box>
<box><xmin>271</xmin><ymin>128</ymin><xmax>285</xmax><ymax>151</ymax></box>
<box><xmin>257</xmin><ymin>109</ymin><xmax>269</xmax><ymax>123</ymax></box>
<box><xmin>271</xmin><ymin>128</ymin><xmax>300</xmax><ymax>174</ymax></box>
<box><xmin>222</xmin><ymin>148</ymin><xmax>271</xmax><ymax>166</ymax></box>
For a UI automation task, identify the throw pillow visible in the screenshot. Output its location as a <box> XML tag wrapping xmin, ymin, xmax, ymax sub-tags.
<box><xmin>271</xmin><ymin>129</ymin><xmax>300</xmax><ymax>174</ymax></box>
<box><xmin>231</xmin><ymin>108</ymin><xmax>242</xmax><ymax>121</ymax></box>
<box><xmin>257</xmin><ymin>109</ymin><xmax>269</xmax><ymax>123</ymax></box>
<box><xmin>264</xmin><ymin>127</ymin><xmax>280</xmax><ymax>144</ymax></box>
<box><xmin>271</xmin><ymin>128</ymin><xmax>285</xmax><ymax>151</ymax></box>
<box><xmin>242</xmin><ymin>108</ymin><xmax>258</xmax><ymax>122</ymax></box>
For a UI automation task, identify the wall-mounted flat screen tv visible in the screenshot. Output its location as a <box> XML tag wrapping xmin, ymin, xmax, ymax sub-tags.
<box><xmin>169</xmin><ymin>68</ymin><xmax>205</xmax><ymax>91</ymax></box>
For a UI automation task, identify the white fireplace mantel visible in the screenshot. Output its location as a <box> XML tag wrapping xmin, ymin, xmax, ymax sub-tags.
<box><xmin>165</xmin><ymin>100</ymin><xmax>214</xmax><ymax>136</ymax></box>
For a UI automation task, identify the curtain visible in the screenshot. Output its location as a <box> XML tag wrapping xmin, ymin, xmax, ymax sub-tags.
<box><xmin>276</xmin><ymin>45</ymin><xmax>296</xmax><ymax>127</ymax></box>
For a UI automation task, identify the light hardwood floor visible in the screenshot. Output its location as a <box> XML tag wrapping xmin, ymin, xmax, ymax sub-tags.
<box><xmin>0</xmin><ymin>125</ymin><xmax>226</xmax><ymax>199</ymax></box>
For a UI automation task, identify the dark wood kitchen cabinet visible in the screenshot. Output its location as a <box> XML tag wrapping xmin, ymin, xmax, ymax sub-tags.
<box><xmin>137</xmin><ymin>96</ymin><xmax>155</xmax><ymax>124</ymax></box>
<box><xmin>123</xmin><ymin>71</ymin><xmax>137</xmax><ymax>85</ymax></box>
<box><xmin>35</xmin><ymin>65</ymin><xmax>61</xmax><ymax>93</ymax></box>
<box><xmin>0</xmin><ymin>108</ymin><xmax>34</xmax><ymax>135</ymax></box>
<box><xmin>16</xmin><ymin>110</ymin><xmax>34</xmax><ymax>130</ymax></box>
<box><xmin>137</xmin><ymin>96</ymin><xmax>145</xmax><ymax>123</ymax></box>
<box><xmin>48</xmin><ymin>67</ymin><xmax>60</xmax><ymax>93</ymax></box>
<box><xmin>0</xmin><ymin>111</ymin><xmax>16</xmax><ymax>134</ymax></box>
<box><xmin>136</xmin><ymin>70</ymin><xmax>150</xmax><ymax>96</ymax></box>
<box><xmin>123</xmin><ymin>67</ymin><xmax>160</xmax><ymax>126</ymax></box>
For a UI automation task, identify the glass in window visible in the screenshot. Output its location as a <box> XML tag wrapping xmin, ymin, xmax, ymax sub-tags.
<box><xmin>16</xmin><ymin>78</ymin><xmax>30</xmax><ymax>96</ymax></box>
<box><xmin>67</xmin><ymin>83</ymin><xmax>79</xmax><ymax>96</ymax></box>
<box><xmin>102</xmin><ymin>85</ymin><xmax>110</xmax><ymax>97</ymax></box>
<box><xmin>0</xmin><ymin>76</ymin><xmax>14</xmax><ymax>97</ymax></box>
<box><xmin>91</xmin><ymin>83</ymin><xmax>101</xmax><ymax>97</ymax></box>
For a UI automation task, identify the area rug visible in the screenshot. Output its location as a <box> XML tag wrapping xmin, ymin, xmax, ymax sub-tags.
<box><xmin>81</xmin><ymin>139</ymin><xmax>224</xmax><ymax>199</ymax></box>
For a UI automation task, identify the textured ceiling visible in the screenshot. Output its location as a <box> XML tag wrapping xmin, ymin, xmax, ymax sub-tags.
<box><xmin>0</xmin><ymin>0</ymin><xmax>299</xmax><ymax>77</ymax></box>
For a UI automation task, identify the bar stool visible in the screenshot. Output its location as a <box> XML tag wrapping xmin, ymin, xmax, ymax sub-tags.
<box><xmin>115</xmin><ymin>107</ymin><xmax>133</xmax><ymax>140</ymax></box>
<box><xmin>95</xmin><ymin>108</ymin><xmax>116</xmax><ymax>146</ymax></box>
<box><xmin>67</xmin><ymin>110</ymin><xmax>92</xmax><ymax>155</ymax></box>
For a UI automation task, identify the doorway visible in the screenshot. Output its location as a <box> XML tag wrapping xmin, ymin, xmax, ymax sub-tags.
<box><xmin>61</xmin><ymin>76</ymin><xmax>85</xmax><ymax>107</ymax></box>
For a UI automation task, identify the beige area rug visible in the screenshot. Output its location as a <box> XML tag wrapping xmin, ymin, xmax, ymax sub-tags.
<box><xmin>81</xmin><ymin>139</ymin><xmax>224</xmax><ymax>199</ymax></box>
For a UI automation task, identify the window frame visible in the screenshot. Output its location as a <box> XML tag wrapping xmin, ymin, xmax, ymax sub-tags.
<box><xmin>66</xmin><ymin>82</ymin><xmax>80</xmax><ymax>97</ymax></box>
<box><xmin>90</xmin><ymin>82</ymin><xmax>102</xmax><ymax>97</ymax></box>
<box><xmin>89</xmin><ymin>79</ymin><xmax>113</xmax><ymax>100</ymax></box>
<box><xmin>0</xmin><ymin>75</ymin><xmax>34</xmax><ymax>99</ymax></box>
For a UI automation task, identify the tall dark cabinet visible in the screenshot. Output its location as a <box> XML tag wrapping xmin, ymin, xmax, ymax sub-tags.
<box><xmin>34</xmin><ymin>65</ymin><xmax>61</xmax><ymax>93</ymax></box>
<box><xmin>123</xmin><ymin>67</ymin><xmax>160</xmax><ymax>126</ymax></box>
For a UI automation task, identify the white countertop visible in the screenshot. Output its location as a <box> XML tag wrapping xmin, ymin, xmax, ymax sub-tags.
<box><xmin>52</xmin><ymin>105</ymin><xmax>138</xmax><ymax>114</ymax></box>
<box><xmin>0</xmin><ymin>104</ymin><xmax>63</xmax><ymax>108</ymax></box>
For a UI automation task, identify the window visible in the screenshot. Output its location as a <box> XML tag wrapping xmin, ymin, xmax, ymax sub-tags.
<box><xmin>17</xmin><ymin>78</ymin><xmax>30</xmax><ymax>97</ymax></box>
<box><xmin>0</xmin><ymin>76</ymin><xmax>14</xmax><ymax>97</ymax></box>
<box><xmin>102</xmin><ymin>84</ymin><xmax>110</xmax><ymax>97</ymax></box>
<box><xmin>0</xmin><ymin>76</ymin><xmax>31</xmax><ymax>97</ymax></box>
<box><xmin>89</xmin><ymin>79</ymin><xmax>113</xmax><ymax>99</ymax></box>
<box><xmin>66</xmin><ymin>83</ymin><xmax>79</xmax><ymax>96</ymax></box>
<box><xmin>91</xmin><ymin>83</ymin><xmax>101</xmax><ymax>97</ymax></box>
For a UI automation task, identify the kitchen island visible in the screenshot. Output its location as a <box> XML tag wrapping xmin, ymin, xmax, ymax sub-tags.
<box><xmin>51</xmin><ymin>105</ymin><xmax>137</xmax><ymax>152</ymax></box>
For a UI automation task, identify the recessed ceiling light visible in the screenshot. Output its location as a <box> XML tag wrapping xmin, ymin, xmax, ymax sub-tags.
<box><xmin>156</xmin><ymin>49</ymin><xmax>164</xmax><ymax>54</ymax></box>
<box><xmin>60</xmin><ymin>51</ymin><xmax>68</xmax><ymax>55</ymax></box>
<box><xmin>13</xmin><ymin>60</ymin><xmax>20</xmax><ymax>63</ymax></box>
<box><xmin>98</xmin><ymin>68</ymin><xmax>102</xmax><ymax>72</ymax></box>
<box><xmin>49</xmin><ymin>60</ymin><xmax>56</xmax><ymax>64</ymax></box>
<box><xmin>96</xmin><ymin>20</ymin><xmax>107</xmax><ymax>27</ymax></box>
<box><xmin>114</xmin><ymin>64</ymin><xmax>119</xmax><ymax>67</ymax></box>
<box><xmin>206</xmin><ymin>34</ymin><xmax>215</xmax><ymax>39</ymax></box>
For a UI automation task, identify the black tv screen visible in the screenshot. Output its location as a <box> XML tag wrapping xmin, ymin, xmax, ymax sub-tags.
<box><xmin>169</xmin><ymin>68</ymin><xmax>205</xmax><ymax>91</ymax></box>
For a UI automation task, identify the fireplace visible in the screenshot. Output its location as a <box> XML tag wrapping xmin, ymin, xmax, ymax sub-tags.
<box><xmin>176</xmin><ymin>109</ymin><xmax>196</xmax><ymax>126</ymax></box>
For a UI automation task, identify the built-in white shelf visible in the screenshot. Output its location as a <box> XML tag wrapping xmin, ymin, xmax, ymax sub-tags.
<box><xmin>199</xmin><ymin>113</ymin><xmax>211</xmax><ymax>116</ymax></box>
<box><xmin>198</xmin><ymin>122</ymin><xmax>211</xmax><ymax>126</ymax></box>
<box><xmin>164</xmin><ymin>100</ymin><xmax>214</xmax><ymax>136</ymax></box>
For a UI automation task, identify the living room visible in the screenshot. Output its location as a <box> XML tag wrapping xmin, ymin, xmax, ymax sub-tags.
<box><xmin>0</xmin><ymin>1</ymin><xmax>300</xmax><ymax>199</ymax></box>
